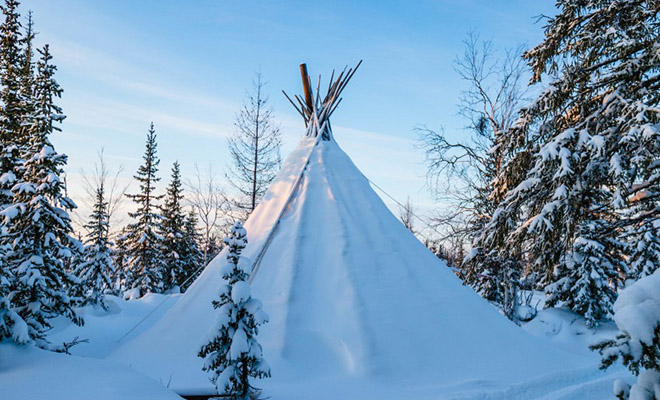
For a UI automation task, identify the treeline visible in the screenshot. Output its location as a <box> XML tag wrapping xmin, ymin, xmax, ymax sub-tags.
<box><xmin>0</xmin><ymin>1</ymin><xmax>282</xmax><ymax>349</ymax></box>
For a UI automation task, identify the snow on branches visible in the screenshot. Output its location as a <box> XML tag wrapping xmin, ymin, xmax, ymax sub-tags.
<box><xmin>199</xmin><ymin>221</ymin><xmax>270</xmax><ymax>400</ymax></box>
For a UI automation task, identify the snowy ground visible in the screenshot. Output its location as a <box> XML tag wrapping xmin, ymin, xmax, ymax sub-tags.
<box><xmin>48</xmin><ymin>294</ymin><xmax>181</xmax><ymax>358</ymax></box>
<box><xmin>0</xmin><ymin>291</ymin><xmax>632</xmax><ymax>400</ymax></box>
<box><xmin>1</xmin><ymin>295</ymin><xmax>183</xmax><ymax>400</ymax></box>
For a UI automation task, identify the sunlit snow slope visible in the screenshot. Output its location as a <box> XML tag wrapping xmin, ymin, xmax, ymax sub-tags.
<box><xmin>110</xmin><ymin>137</ymin><xmax>605</xmax><ymax>398</ymax></box>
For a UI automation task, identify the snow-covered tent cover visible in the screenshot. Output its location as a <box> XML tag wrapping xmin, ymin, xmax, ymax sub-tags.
<box><xmin>109</xmin><ymin>63</ymin><xmax>596</xmax><ymax>399</ymax></box>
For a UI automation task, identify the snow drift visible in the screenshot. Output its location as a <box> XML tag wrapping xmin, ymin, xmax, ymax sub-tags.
<box><xmin>110</xmin><ymin>137</ymin><xmax>599</xmax><ymax>398</ymax></box>
<box><xmin>0</xmin><ymin>343</ymin><xmax>182</xmax><ymax>400</ymax></box>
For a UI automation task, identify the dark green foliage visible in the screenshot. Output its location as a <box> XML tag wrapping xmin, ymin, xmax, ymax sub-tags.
<box><xmin>2</xmin><ymin>44</ymin><xmax>83</xmax><ymax>347</ymax></box>
<box><xmin>76</xmin><ymin>183</ymin><xmax>114</xmax><ymax>310</ymax></box>
<box><xmin>121</xmin><ymin>123</ymin><xmax>165</xmax><ymax>298</ymax></box>
<box><xmin>160</xmin><ymin>161</ymin><xmax>188</xmax><ymax>292</ymax></box>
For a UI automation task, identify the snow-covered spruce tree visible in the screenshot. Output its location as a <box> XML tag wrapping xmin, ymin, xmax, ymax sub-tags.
<box><xmin>199</xmin><ymin>221</ymin><xmax>269</xmax><ymax>399</ymax></box>
<box><xmin>160</xmin><ymin>161</ymin><xmax>187</xmax><ymax>292</ymax></box>
<box><xmin>0</xmin><ymin>0</ymin><xmax>23</xmax><ymax>343</ymax></box>
<box><xmin>0</xmin><ymin>0</ymin><xmax>23</xmax><ymax>202</ymax></box>
<box><xmin>591</xmin><ymin>272</ymin><xmax>660</xmax><ymax>400</ymax></box>
<box><xmin>179</xmin><ymin>209</ymin><xmax>203</xmax><ymax>291</ymax></box>
<box><xmin>1</xmin><ymin>44</ymin><xmax>83</xmax><ymax>347</ymax></box>
<box><xmin>546</xmin><ymin>221</ymin><xmax>621</xmax><ymax>324</ymax></box>
<box><xmin>474</xmin><ymin>0</ymin><xmax>660</xmax><ymax>325</ymax></box>
<box><xmin>75</xmin><ymin>183</ymin><xmax>114</xmax><ymax>310</ymax></box>
<box><xmin>121</xmin><ymin>123</ymin><xmax>165</xmax><ymax>298</ymax></box>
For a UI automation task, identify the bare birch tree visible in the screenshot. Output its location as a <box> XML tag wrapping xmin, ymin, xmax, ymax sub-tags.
<box><xmin>399</xmin><ymin>196</ymin><xmax>416</xmax><ymax>234</ymax></box>
<box><xmin>186</xmin><ymin>163</ymin><xmax>228</xmax><ymax>266</ymax></box>
<box><xmin>75</xmin><ymin>149</ymin><xmax>129</xmax><ymax>239</ymax></box>
<box><xmin>417</xmin><ymin>32</ymin><xmax>529</xmax><ymax>252</ymax></box>
<box><xmin>226</xmin><ymin>71</ymin><xmax>281</xmax><ymax>216</ymax></box>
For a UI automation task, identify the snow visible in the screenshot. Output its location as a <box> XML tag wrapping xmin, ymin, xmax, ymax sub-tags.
<box><xmin>0</xmin><ymin>343</ymin><xmax>182</xmax><ymax>400</ymax></box>
<box><xmin>523</xmin><ymin>306</ymin><xmax>619</xmax><ymax>356</ymax></box>
<box><xmin>48</xmin><ymin>293</ymin><xmax>180</xmax><ymax>358</ymax></box>
<box><xmin>231</xmin><ymin>280</ymin><xmax>251</xmax><ymax>303</ymax></box>
<box><xmin>107</xmin><ymin>137</ymin><xmax>619</xmax><ymax>398</ymax></box>
<box><xmin>614</xmin><ymin>379</ymin><xmax>631</xmax><ymax>398</ymax></box>
<box><xmin>630</xmin><ymin>370</ymin><xmax>660</xmax><ymax>399</ymax></box>
<box><xmin>230</xmin><ymin>328</ymin><xmax>248</xmax><ymax>359</ymax></box>
<box><xmin>613</xmin><ymin>271</ymin><xmax>660</xmax><ymax>347</ymax></box>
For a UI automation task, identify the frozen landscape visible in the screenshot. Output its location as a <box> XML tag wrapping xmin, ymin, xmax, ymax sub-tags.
<box><xmin>1</xmin><ymin>137</ymin><xmax>633</xmax><ymax>399</ymax></box>
<box><xmin>2</xmin><ymin>1</ymin><xmax>660</xmax><ymax>399</ymax></box>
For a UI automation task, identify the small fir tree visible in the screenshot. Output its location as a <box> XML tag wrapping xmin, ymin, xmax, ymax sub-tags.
<box><xmin>111</xmin><ymin>227</ymin><xmax>129</xmax><ymax>295</ymax></box>
<box><xmin>121</xmin><ymin>123</ymin><xmax>165</xmax><ymax>298</ymax></box>
<box><xmin>179</xmin><ymin>209</ymin><xmax>203</xmax><ymax>291</ymax></box>
<box><xmin>199</xmin><ymin>221</ymin><xmax>270</xmax><ymax>400</ymax></box>
<box><xmin>76</xmin><ymin>183</ymin><xmax>114</xmax><ymax>310</ymax></box>
<box><xmin>160</xmin><ymin>161</ymin><xmax>187</xmax><ymax>292</ymax></box>
<box><xmin>546</xmin><ymin>222</ymin><xmax>620</xmax><ymax>325</ymax></box>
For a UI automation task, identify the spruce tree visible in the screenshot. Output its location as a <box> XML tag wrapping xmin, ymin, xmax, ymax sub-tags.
<box><xmin>0</xmin><ymin>0</ymin><xmax>22</xmax><ymax>343</ymax></box>
<box><xmin>160</xmin><ymin>161</ymin><xmax>186</xmax><ymax>292</ymax></box>
<box><xmin>76</xmin><ymin>183</ymin><xmax>114</xmax><ymax>310</ymax></box>
<box><xmin>122</xmin><ymin>123</ymin><xmax>165</xmax><ymax>298</ymax></box>
<box><xmin>0</xmin><ymin>0</ymin><xmax>22</xmax><ymax>197</ymax></box>
<box><xmin>1</xmin><ymin>44</ymin><xmax>83</xmax><ymax>346</ymax></box>
<box><xmin>199</xmin><ymin>221</ymin><xmax>270</xmax><ymax>399</ymax></box>
<box><xmin>111</xmin><ymin>227</ymin><xmax>129</xmax><ymax>295</ymax></box>
<box><xmin>473</xmin><ymin>0</ymin><xmax>660</xmax><ymax>325</ymax></box>
<box><xmin>180</xmin><ymin>209</ymin><xmax>203</xmax><ymax>291</ymax></box>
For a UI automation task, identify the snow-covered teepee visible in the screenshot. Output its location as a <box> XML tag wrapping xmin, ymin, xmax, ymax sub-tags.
<box><xmin>110</xmin><ymin>63</ymin><xmax>596</xmax><ymax>399</ymax></box>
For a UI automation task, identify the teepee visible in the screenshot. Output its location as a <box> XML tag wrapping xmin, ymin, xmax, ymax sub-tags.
<box><xmin>109</xmin><ymin>63</ymin><xmax>595</xmax><ymax>399</ymax></box>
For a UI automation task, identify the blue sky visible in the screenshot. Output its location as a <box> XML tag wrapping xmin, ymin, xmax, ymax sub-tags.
<box><xmin>23</xmin><ymin>0</ymin><xmax>555</xmax><ymax>229</ymax></box>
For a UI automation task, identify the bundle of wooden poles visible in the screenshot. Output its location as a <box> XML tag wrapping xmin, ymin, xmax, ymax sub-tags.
<box><xmin>283</xmin><ymin>60</ymin><xmax>362</xmax><ymax>140</ymax></box>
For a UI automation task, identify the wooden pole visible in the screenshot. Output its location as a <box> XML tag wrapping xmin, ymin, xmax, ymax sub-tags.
<box><xmin>300</xmin><ymin>63</ymin><xmax>313</xmax><ymax>113</ymax></box>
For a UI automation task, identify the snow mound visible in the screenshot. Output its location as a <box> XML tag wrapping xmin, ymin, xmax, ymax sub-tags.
<box><xmin>613</xmin><ymin>271</ymin><xmax>660</xmax><ymax>347</ymax></box>
<box><xmin>523</xmin><ymin>307</ymin><xmax>619</xmax><ymax>356</ymax></box>
<box><xmin>110</xmin><ymin>138</ymin><xmax>602</xmax><ymax>397</ymax></box>
<box><xmin>47</xmin><ymin>293</ymin><xmax>180</xmax><ymax>358</ymax></box>
<box><xmin>0</xmin><ymin>343</ymin><xmax>182</xmax><ymax>400</ymax></box>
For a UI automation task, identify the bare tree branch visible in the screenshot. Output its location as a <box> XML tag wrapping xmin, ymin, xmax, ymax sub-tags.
<box><xmin>186</xmin><ymin>163</ymin><xmax>229</xmax><ymax>266</ymax></box>
<box><xmin>74</xmin><ymin>149</ymin><xmax>130</xmax><ymax>239</ymax></box>
<box><xmin>226</xmin><ymin>71</ymin><xmax>282</xmax><ymax>215</ymax></box>
<box><xmin>417</xmin><ymin>32</ymin><xmax>530</xmax><ymax>257</ymax></box>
